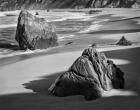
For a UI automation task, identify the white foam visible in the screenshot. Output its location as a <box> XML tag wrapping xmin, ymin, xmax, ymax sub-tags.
<box><xmin>0</xmin><ymin>12</ymin><xmax>5</xmax><ymax>17</ymax></box>
<box><xmin>32</xmin><ymin>11</ymin><xmax>94</xmax><ymax>22</ymax></box>
<box><xmin>109</xmin><ymin>58</ymin><xmax>131</xmax><ymax>65</ymax></box>
<box><xmin>0</xmin><ymin>24</ymin><xmax>17</xmax><ymax>28</ymax></box>
<box><xmin>58</xmin><ymin>34</ymin><xmax>75</xmax><ymax>41</ymax></box>
<box><xmin>78</xmin><ymin>24</ymin><xmax>101</xmax><ymax>33</ymax></box>
<box><xmin>102</xmin><ymin>89</ymin><xmax>138</xmax><ymax>97</ymax></box>
<box><xmin>0</xmin><ymin>49</ymin><xmax>47</xmax><ymax>59</ymax></box>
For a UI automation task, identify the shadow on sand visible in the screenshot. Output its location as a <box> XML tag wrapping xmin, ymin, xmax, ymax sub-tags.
<box><xmin>0</xmin><ymin>48</ymin><xmax>140</xmax><ymax>110</ymax></box>
<box><xmin>23</xmin><ymin>71</ymin><xmax>64</xmax><ymax>96</ymax></box>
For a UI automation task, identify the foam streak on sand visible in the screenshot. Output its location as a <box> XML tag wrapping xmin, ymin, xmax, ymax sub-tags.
<box><xmin>78</xmin><ymin>24</ymin><xmax>101</xmax><ymax>33</ymax></box>
<box><xmin>0</xmin><ymin>24</ymin><xmax>17</xmax><ymax>28</ymax></box>
<box><xmin>58</xmin><ymin>34</ymin><xmax>75</xmax><ymax>41</ymax></box>
<box><xmin>102</xmin><ymin>89</ymin><xmax>138</xmax><ymax>97</ymax></box>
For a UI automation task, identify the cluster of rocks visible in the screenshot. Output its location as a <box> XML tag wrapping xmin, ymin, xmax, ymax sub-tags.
<box><xmin>15</xmin><ymin>10</ymin><xmax>58</xmax><ymax>50</ymax></box>
<box><xmin>49</xmin><ymin>47</ymin><xmax>125</xmax><ymax>100</ymax></box>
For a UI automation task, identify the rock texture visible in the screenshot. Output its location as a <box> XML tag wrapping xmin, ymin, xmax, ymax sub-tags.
<box><xmin>0</xmin><ymin>0</ymin><xmax>138</xmax><ymax>11</ymax></box>
<box><xmin>15</xmin><ymin>10</ymin><xmax>58</xmax><ymax>50</ymax></box>
<box><xmin>86</xmin><ymin>0</ymin><xmax>137</xmax><ymax>8</ymax></box>
<box><xmin>49</xmin><ymin>47</ymin><xmax>125</xmax><ymax>100</ymax></box>
<box><xmin>116</xmin><ymin>36</ymin><xmax>132</xmax><ymax>46</ymax></box>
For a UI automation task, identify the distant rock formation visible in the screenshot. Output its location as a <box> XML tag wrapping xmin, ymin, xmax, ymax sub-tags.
<box><xmin>86</xmin><ymin>0</ymin><xmax>137</xmax><ymax>8</ymax></box>
<box><xmin>0</xmin><ymin>0</ymin><xmax>138</xmax><ymax>11</ymax></box>
<box><xmin>116</xmin><ymin>36</ymin><xmax>132</xmax><ymax>46</ymax></box>
<box><xmin>15</xmin><ymin>10</ymin><xmax>58</xmax><ymax>50</ymax></box>
<box><xmin>49</xmin><ymin>47</ymin><xmax>125</xmax><ymax>100</ymax></box>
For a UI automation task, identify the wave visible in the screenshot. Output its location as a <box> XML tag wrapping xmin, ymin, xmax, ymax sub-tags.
<box><xmin>78</xmin><ymin>24</ymin><xmax>102</xmax><ymax>33</ymax></box>
<box><xmin>58</xmin><ymin>34</ymin><xmax>75</xmax><ymax>41</ymax></box>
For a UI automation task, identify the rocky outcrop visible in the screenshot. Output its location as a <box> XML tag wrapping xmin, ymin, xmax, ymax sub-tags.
<box><xmin>86</xmin><ymin>0</ymin><xmax>137</xmax><ymax>8</ymax></box>
<box><xmin>0</xmin><ymin>0</ymin><xmax>138</xmax><ymax>11</ymax></box>
<box><xmin>116</xmin><ymin>36</ymin><xmax>132</xmax><ymax>46</ymax></box>
<box><xmin>49</xmin><ymin>47</ymin><xmax>125</xmax><ymax>100</ymax></box>
<box><xmin>15</xmin><ymin>10</ymin><xmax>58</xmax><ymax>50</ymax></box>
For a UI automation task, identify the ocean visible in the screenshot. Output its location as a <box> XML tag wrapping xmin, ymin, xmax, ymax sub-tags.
<box><xmin>0</xmin><ymin>9</ymin><xmax>140</xmax><ymax>59</ymax></box>
<box><xmin>0</xmin><ymin>10</ymin><xmax>96</xmax><ymax>59</ymax></box>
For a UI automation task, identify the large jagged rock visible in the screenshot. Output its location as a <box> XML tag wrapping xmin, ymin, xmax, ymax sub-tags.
<box><xmin>49</xmin><ymin>47</ymin><xmax>125</xmax><ymax>100</ymax></box>
<box><xmin>15</xmin><ymin>10</ymin><xmax>58</xmax><ymax>50</ymax></box>
<box><xmin>116</xmin><ymin>36</ymin><xmax>132</xmax><ymax>46</ymax></box>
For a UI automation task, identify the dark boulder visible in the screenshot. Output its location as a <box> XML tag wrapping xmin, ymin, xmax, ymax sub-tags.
<box><xmin>116</xmin><ymin>36</ymin><xmax>132</xmax><ymax>46</ymax></box>
<box><xmin>49</xmin><ymin>47</ymin><xmax>125</xmax><ymax>100</ymax></box>
<box><xmin>35</xmin><ymin>12</ymin><xmax>39</xmax><ymax>15</ymax></box>
<box><xmin>15</xmin><ymin>10</ymin><xmax>58</xmax><ymax>50</ymax></box>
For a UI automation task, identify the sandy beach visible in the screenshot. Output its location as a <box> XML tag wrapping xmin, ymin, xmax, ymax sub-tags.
<box><xmin>0</xmin><ymin>46</ymin><xmax>140</xmax><ymax>110</ymax></box>
<box><xmin>0</xmin><ymin>8</ymin><xmax>140</xmax><ymax>110</ymax></box>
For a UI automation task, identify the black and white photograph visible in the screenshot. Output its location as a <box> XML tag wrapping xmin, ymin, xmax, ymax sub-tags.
<box><xmin>0</xmin><ymin>0</ymin><xmax>140</xmax><ymax>110</ymax></box>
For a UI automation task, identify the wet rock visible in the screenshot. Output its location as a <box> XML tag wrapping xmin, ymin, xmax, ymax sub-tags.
<box><xmin>88</xmin><ymin>10</ymin><xmax>102</xmax><ymax>14</ymax></box>
<box><xmin>15</xmin><ymin>10</ymin><xmax>58</xmax><ymax>50</ymax></box>
<box><xmin>49</xmin><ymin>47</ymin><xmax>125</xmax><ymax>100</ymax></box>
<box><xmin>35</xmin><ymin>12</ymin><xmax>39</xmax><ymax>15</ymax></box>
<box><xmin>65</xmin><ymin>41</ymin><xmax>73</xmax><ymax>45</ymax></box>
<box><xmin>116</xmin><ymin>36</ymin><xmax>132</xmax><ymax>46</ymax></box>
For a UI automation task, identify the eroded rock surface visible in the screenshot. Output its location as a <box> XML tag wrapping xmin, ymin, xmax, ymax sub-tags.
<box><xmin>49</xmin><ymin>47</ymin><xmax>125</xmax><ymax>100</ymax></box>
<box><xmin>15</xmin><ymin>10</ymin><xmax>58</xmax><ymax>50</ymax></box>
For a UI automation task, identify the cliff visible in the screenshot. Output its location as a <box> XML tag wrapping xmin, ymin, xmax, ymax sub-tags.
<box><xmin>0</xmin><ymin>0</ymin><xmax>138</xmax><ymax>11</ymax></box>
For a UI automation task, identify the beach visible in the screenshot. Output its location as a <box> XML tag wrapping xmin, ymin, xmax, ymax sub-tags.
<box><xmin>0</xmin><ymin>8</ymin><xmax>140</xmax><ymax>110</ymax></box>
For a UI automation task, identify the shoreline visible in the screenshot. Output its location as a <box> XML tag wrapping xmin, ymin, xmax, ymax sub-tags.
<box><xmin>0</xmin><ymin>43</ymin><xmax>140</xmax><ymax>67</ymax></box>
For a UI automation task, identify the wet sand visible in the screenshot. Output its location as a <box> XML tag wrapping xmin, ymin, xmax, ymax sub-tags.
<box><xmin>0</xmin><ymin>47</ymin><xmax>140</xmax><ymax>110</ymax></box>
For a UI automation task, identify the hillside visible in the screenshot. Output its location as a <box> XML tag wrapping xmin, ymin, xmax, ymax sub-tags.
<box><xmin>0</xmin><ymin>0</ymin><xmax>139</xmax><ymax>11</ymax></box>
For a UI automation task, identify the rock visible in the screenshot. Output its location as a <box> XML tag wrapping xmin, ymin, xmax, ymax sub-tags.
<box><xmin>15</xmin><ymin>10</ymin><xmax>58</xmax><ymax>50</ymax></box>
<box><xmin>35</xmin><ymin>12</ymin><xmax>39</xmax><ymax>15</ymax></box>
<box><xmin>91</xmin><ymin>43</ymin><xmax>97</xmax><ymax>48</ymax></box>
<box><xmin>88</xmin><ymin>10</ymin><xmax>102</xmax><ymax>14</ymax></box>
<box><xmin>116</xmin><ymin>36</ymin><xmax>132</xmax><ymax>46</ymax></box>
<box><xmin>86</xmin><ymin>0</ymin><xmax>137</xmax><ymax>8</ymax></box>
<box><xmin>49</xmin><ymin>47</ymin><xmax>125</xmax><ymax>100</ymax></box>
<box><xmin>65</xmin><ymin>41</ymin><xmax>73</xmax><ymax>45</ymax></box>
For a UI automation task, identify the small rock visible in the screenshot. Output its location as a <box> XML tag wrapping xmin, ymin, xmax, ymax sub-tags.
<box><xmin>49</xmin><ymin>47</ymin><xmax>125</xmax><ymax>100</ymax></box>
<box><xmin>116</xmin><ymin>36</ymin><xmax>132</xmax><ymax>46</ymax></box>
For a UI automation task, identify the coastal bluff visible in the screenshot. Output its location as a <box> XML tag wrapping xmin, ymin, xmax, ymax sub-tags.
<box><xmin>0</xmin><ymin>0</ymin><xmax>138</xmax><ymax>11</ymax></box>
<box><xmin>15</xmin><ymin>10</ymin><xmax>58</xmax><ymax>50</ymax></box>
<box><xmin>49</xmin><ymin>47</ymin><xmax>125</xmax><ymax>100</ymax></box>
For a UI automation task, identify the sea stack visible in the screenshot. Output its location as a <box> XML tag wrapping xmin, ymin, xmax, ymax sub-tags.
<box><xmin>15</xmin><ymin>10</ymin><xmax>58</xmax><ymax>50</ymax></box>
<box><xmin>49</xmin><ymin>47</ymin><xmax>125</xmax><ymax>100</ymax></box>
<box><xmin>116</xmin><ymin>36</ymin><xmax>132</xmax><ymax>46</ymax></box>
